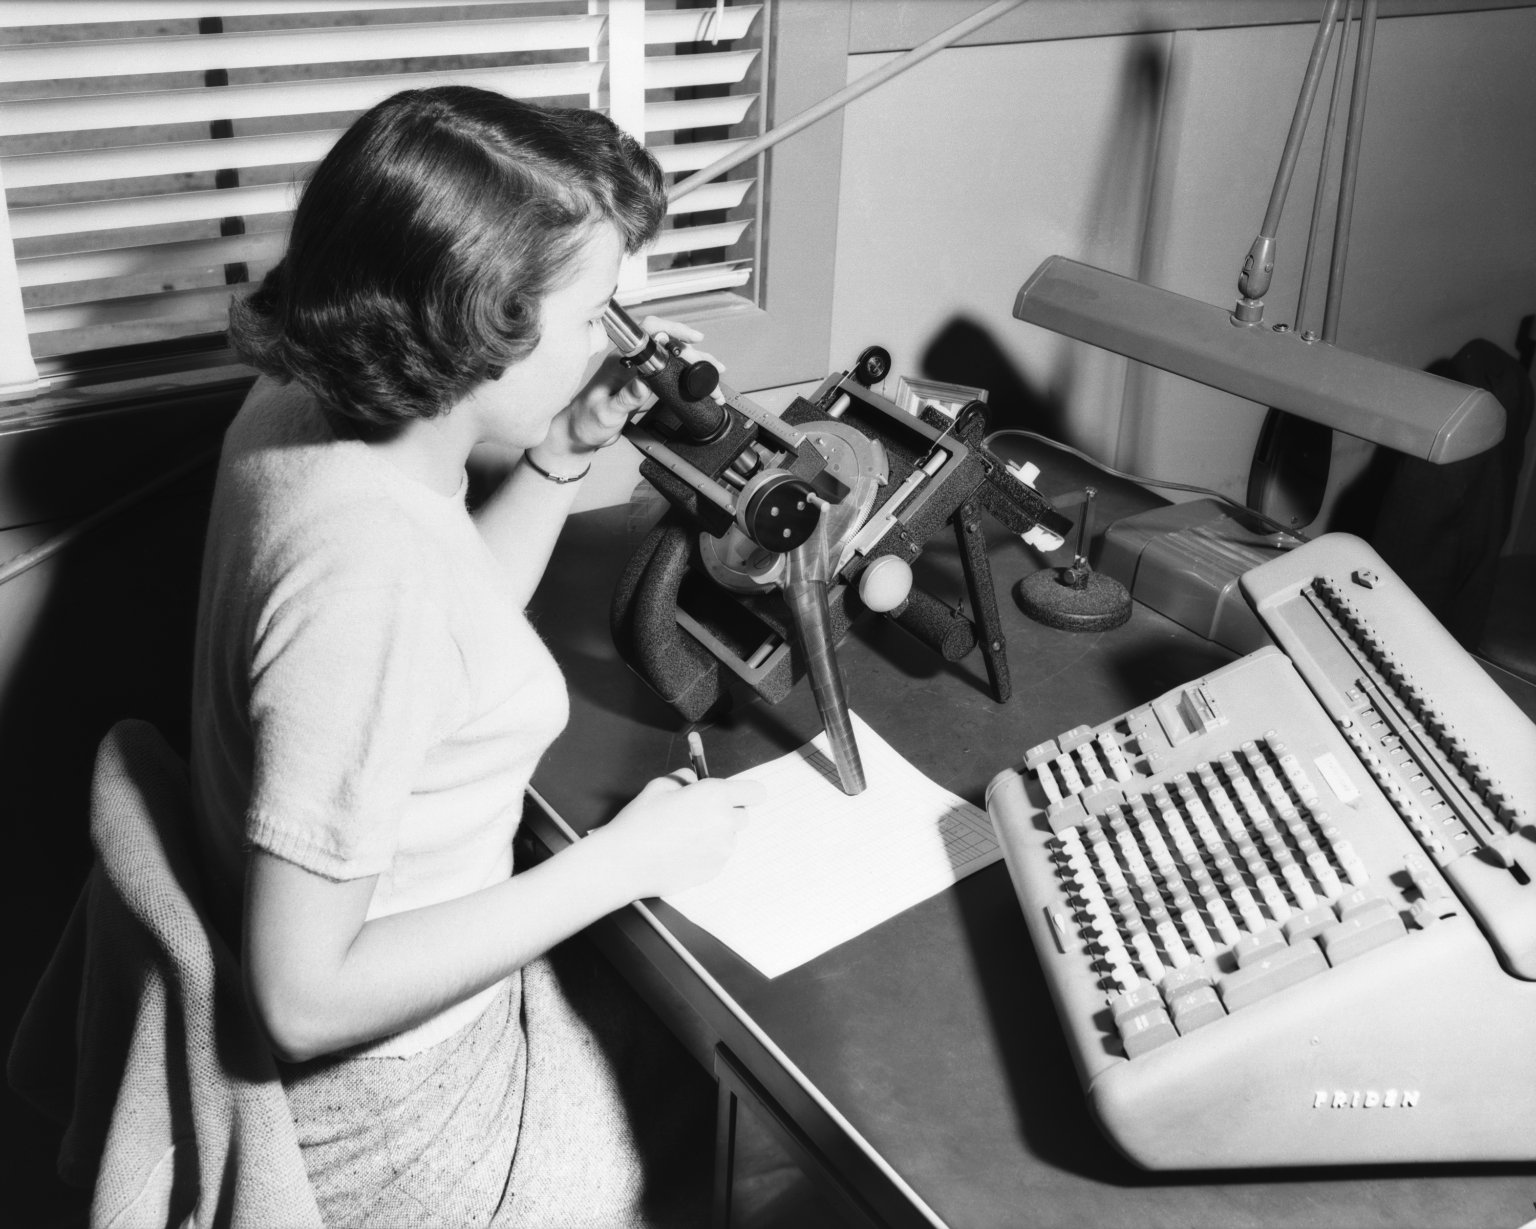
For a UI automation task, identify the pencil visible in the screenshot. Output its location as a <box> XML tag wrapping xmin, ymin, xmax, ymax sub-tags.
<box><xmin>686</xmin><ymin>730</ymin><xmax>710</xmax><ymax>779</ymax></box>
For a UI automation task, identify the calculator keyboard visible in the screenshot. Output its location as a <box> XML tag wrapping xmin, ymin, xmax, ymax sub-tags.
<box><xmin>1021</xmin><ymin>653</ymin><xmax>1415</xmax><ymax>1058</ymax></box>
<box><xmin>985</xmin><ymin>534</ymin><xmax>1536</xmax><ymax>1169</ymax></box>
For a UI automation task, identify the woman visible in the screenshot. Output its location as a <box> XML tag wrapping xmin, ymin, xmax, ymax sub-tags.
<box><xmin>191</xmin><ymin>85</ymin><xmax>761</xmax><ymax>1225</ymax></box>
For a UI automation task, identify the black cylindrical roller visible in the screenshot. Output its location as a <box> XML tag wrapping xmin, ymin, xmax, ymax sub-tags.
<box><xmin>889</xmin><ymin>586</ymin><xmax>977</xmax><ymax>661</ymax></box>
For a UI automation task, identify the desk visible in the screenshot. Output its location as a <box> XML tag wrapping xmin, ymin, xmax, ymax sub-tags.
<box><xmin>525</xmin><ymin>438</ymin><xmax>1536</xmax><ymax>1229</ymax></box>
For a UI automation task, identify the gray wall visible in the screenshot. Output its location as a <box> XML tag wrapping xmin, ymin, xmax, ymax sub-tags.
<box><xmin>825</xmin><ymin>5</ymin><xmax>1536</xmax><ymax>535</ymax></box>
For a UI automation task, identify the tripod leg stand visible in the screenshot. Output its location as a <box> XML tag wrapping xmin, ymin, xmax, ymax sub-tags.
<box><xmin>953</xmin><ymin>496</ymin><xmax>1011</xmax><ymax>703</ymax></box>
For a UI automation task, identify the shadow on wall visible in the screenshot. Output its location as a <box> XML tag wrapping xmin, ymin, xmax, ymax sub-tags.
<box><xmin>921</xmin><ymin>37</ymin><xmax>1168</xmax><ymax>459</ymax></box>
<box><xmin>1079</xmin><ymin>33</ymin><xmax>1167</xmax><ymax>275</ymax></box>
<box><xmin>919</xmin><ymin>315</ymin><xmax>1066</xmax><ymax>441</ymax></box>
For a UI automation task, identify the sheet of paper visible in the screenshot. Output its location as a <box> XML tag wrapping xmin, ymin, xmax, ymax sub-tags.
<box><xmin>662</xmin><ymin>712</ymin><xmax>1002</xmax><ymax>978</ymax></box>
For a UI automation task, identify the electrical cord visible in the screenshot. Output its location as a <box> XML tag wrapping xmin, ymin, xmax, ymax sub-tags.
<box><xmin>983</xmin><ymin>427</ymin><xmax>1310</xmax><ymax>544</ymax></box>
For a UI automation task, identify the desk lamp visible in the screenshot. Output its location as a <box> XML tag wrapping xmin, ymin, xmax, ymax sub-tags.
<box><xmin>1013</xmin><ymin>0</ymin><xmax>1505</xmax><ymax>528</ymax></box>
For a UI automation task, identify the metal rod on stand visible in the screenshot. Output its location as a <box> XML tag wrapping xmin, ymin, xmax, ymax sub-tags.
<box><xmin>784</xmin><ymin>520</ymin><xmax>866</xmax><ymax>796</ymax></box>
<box><xmin>1296</xmin><ymin>0</ymin><xmax>1357</xmax><ymax>334</ymax></box>
<box><xmin>1321</xmin><ymin>0</ymin><xmax>1379</xmax><ymax>343</ymax></box>
<box><xmin>1232</xmin><ymin>0</ymin><xmax>1345</xmax><ymax>321</ymax></box>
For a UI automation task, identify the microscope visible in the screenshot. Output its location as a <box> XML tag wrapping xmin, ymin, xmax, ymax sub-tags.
<box><xmin>604</xmin><ymin>302</ymin><xmax>1073</xmax><ymax>795</ymax></box>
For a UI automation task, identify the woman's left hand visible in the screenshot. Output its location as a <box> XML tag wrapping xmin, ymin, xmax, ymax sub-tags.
<box><xmin>546</xmin><ymin>316</ymin><xmax>723</xmax><ymax>456</ymax></box>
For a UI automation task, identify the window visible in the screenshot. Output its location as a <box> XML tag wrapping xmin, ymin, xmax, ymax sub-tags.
<box><xmin>0</xmin><ymin>0</ymin><xmax>769</xmax><ymax>400</ymax></box>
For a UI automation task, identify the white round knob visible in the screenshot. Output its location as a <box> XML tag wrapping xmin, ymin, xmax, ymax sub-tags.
<box><xmin>858</xmin><ymin>555</ymin><xmax>913</xmax><ymax>613</ymax></box>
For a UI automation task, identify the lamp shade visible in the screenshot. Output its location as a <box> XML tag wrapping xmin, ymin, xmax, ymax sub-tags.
<box><xmin>1014</xmin><ymin>256</ymin><xmax>1504</xmax><ymax>464</ymax></box>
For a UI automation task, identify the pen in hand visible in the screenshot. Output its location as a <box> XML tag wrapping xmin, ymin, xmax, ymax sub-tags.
<box><xmin>687</xmin><ymin>730</ymin><xmax>710</xmax><ymax>779</ymax></box>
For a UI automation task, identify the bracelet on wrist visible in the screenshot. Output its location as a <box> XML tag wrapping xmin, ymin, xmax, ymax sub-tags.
<box><xmin>523</xmin><ymin>451</ymin><xmax>592</xmax><ymax>485</ymax></box>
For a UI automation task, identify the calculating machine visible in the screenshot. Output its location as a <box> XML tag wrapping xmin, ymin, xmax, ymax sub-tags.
<box><xmin>987</xmin><ymin>533</ymin><xmax>1536</xmax><ymax>1169</ymax></box>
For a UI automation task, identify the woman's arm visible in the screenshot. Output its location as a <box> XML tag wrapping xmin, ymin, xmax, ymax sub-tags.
<box><xmin>472</xmin><ymin>317</ymin><xmax>711</xmax><ymax>605</ymax></box>
<box><xmin>245</xmin><ymin>770</ymin><xmax>763</xmax><ymax>1062</ymax></box>
<box><xmin>468</xmin><ymin>439</ymin><xmax>593</xmax><ymax>608</ymax></box>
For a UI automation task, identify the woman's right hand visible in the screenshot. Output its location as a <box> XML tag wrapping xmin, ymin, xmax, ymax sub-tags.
<box><xmin>590</xmin><ymin>771</ymin><xmax>765</xmax><ymax>899</ymax></box>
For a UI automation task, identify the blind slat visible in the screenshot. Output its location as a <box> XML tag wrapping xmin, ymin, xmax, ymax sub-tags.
<box><xmin>28</xmin><ymin>252</ymin><xmax>758</xmax><ymax>334</ymax></box>
<box><xmin>651</xmin><ymin>138</ymin><xmax>750</xmax><ymax>175</ymax></box>
<box><xmin>4</xmin><ymin>0</ymin><xmax>765</xmax><ymax>375</ymax></box>
<box><xmin>644</xmin><ymin>5</ymin><xmax>760</xmax><ymax>46</ymax></box>
<box><xmin>649</xmin><ymin>219</ymin><xmax>751</xmax><ymax>257</ymax></box>
<box><xmin>3</xmin><ymin>0</ymin><xmax>761</xmax><ymax>39</ymax></box>
<box><xmin>664</xmin><ymin>179</ymin><xmax>752</xmax><ymax>216</ymax></box>
<box><xmin>1</xmin><ymin>1</ymin><xmax>565</xmax><ymax>26</ymax></box>
<box><xmin>0</xmin><ymin>159</ymin><xmax>44</xmax><ymax>396</ymax></box>
<box><xmin>618</xmin><ymin>261</ymin><xmax>751</xmax><ymax>306</ymax></box>
<box><xmin>3</xmin><ymin>130</ymin><xmax>341</xmax><ymax>190</ymax></box>
<box><xmin>26</xmin><ymin>283</ymin><xmax>240</xmax><ymax>335</ymax></box>
<box><xmin>645</xmin><ymin>93</ymin><xmax>757</xmax><ymax>133</ymax></box>
<box><xmin>31</xmin><ymin>267</ymin><xmax>764</xmax><ymax>340</ymax></box>
<box><xmin>14</xmin><ymin>182</ymin><xmax>298</xmax><ymax>240</ymax></box>
<box><xmin>2</xmin><ymin>16</ymin><xmax>603</xmax><ymax>84</ymax></box>
<box><xmin>2</xmin><ymin>61</ymin><xmax>604</xmax><ymax>137</ymax></box>
<box><xmin>19</xmin><ymin>231</ymin><xmax>287</xmax><ymax>288</ymax></box>
<box><xmin>22</xmin><ymin>218</ymin><xmax>754</xmax><ymax>286</ymax></box>
<box><xmin>642</xmin><ymin>49</ymin><xmax>757</xmax><ymax>91</ymax></box>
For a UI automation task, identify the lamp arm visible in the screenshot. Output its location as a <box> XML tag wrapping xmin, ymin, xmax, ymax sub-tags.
<box><xmin>1296</xmin><ymin>0</ymin><xmax>1358</xmax><ymax>336</ymax></box>
<box><xmin>1235</xmin><ymin>0</ymin><xmax>1346</xmax><ymax>315</ymax></box>
<box><xmin>1321</xmin><ymin>0</ymin><xmax>1379</xmax><ymax>344</ymax></box>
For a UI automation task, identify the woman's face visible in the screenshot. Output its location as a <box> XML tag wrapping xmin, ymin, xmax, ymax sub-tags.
<box><xmin>463</xmin><ymin>222</ymin><xmax>623</xmax><ymax>449</ymax></box>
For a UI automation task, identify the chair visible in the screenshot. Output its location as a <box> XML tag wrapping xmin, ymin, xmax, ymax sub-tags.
<box><xmin>1481</xmin><ymin>554</ymin><xmax>1536</xmax><ymax>685</ymax></box>
<box><xmin>6</xmin><ymin>720</ymin><xmax>320</xmax><ymax>1229</ymax></box>
<box><xmin>1336</xmin><ymin>335</ymin><xmax>1535</xmax><ymax>679</ymax></box>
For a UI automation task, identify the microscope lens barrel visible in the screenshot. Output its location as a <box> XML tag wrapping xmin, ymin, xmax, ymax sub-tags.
<box><xmin>602</xmin><ymin>300</ymin><xmax>652</xmax><ymax>361</ymax></box>
<box><xmin>604</xmin><ymin>300</ymin><xmax>728</xmax><ymax>444</ymax></box>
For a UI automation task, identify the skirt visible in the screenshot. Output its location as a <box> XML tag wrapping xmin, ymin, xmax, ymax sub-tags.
<box><xmin>281</xmin><ymin>936</ymin><xmax>714</xmax><ymax>1228</ymax></box>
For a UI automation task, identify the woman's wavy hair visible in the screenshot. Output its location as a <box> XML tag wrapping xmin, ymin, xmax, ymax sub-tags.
<box><xmin>229</xmin><ymin>86</ymin><xmax>665</xmax><ymax>433</ymax></box>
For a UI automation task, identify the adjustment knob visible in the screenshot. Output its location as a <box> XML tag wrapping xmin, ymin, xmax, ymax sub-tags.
<box><xmin>853</xmin><ymin>346</ymin><xmax>891</xmax><ymax>388</ymax></box>
<box><xmin>679</xmin><ymin>359</ymin><xmax>719</xmax><ymax>402</ymax></box>
<box><xmin>953</xmin><ymin>399</ymin><xmax>989</xmax><ymax>436</ymax></box>
<box><xmin>858</xmin><ymin>555</ymin><xmax>913</xmax><ymax>613</ymax></box>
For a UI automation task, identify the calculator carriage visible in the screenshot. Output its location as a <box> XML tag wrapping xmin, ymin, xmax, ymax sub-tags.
<box><xmin>989</xmin><ymin>615</ymin><xmax>1536</xmax><ymax>1169</ymax></box>
<box><xmin>1243</xmin><ymin>534</ymin><xmax>1536</xmax><ymax>980</ymax></box>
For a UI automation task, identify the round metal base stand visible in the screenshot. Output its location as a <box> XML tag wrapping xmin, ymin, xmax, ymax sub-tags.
<box><xmin>1014</xmin><ymin>566</ymin><xmax>1133</xmax><ymax>632</ymax></box>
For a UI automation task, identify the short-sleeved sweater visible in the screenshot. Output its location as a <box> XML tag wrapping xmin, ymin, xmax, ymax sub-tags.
<box><xmin>190</xmin><ymin>378</ymin><xmax>569</xmax><ymax>1056</ymax></box>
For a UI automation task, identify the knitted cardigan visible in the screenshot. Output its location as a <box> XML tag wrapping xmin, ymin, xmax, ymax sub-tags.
<box><xmin>8</xmin><ymin>719</ymin><xmax>321</xmax><ymax>1228</ymax></box>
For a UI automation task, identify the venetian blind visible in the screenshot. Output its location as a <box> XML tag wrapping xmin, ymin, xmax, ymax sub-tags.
<box><xmin>0</xmin><ymin>0</ymin><xmax>766</xmax><ymax>399</ymax></box>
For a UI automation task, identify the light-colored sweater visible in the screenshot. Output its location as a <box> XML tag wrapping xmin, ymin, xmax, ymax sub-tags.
<box><xmin>190</xmin><ymin>378</ymin><xmax>569</xmax><ymax>1055</ymax></box>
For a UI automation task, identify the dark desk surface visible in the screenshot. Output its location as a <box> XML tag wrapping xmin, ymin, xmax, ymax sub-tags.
<box><xmin>528</xmin><ymin>438</ymin><xmax>1536</xmax><ymax>1229</ymax></box>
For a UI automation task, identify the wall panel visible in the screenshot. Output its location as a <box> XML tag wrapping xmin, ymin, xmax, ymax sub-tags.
<box><xmin>828</xmin><ymin>33</ymin><xmax>1171</xmax><ymax>465</ymax></box>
